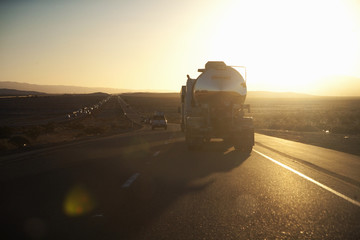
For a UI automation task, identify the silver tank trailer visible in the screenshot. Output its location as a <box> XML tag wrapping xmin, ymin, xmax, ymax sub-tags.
<box><xmin>193</xmin><ymin>61</ymin><xmax>247</xmax><ymax>107</ymax></box>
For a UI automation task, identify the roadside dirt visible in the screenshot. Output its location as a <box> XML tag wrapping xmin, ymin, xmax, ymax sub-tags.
<box><xmin>256</xmin><ymin>129</ymin><xmax>360</xmax><ymax>156</ymax></box>
<box><xmin>0</xmin><ymin>96</ymin><xmax>139</xmax><ymax>154</ymax></box>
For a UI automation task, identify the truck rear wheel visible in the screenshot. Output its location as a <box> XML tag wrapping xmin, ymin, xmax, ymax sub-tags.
<box><xmin>234</xmin><ymin>144</ymin><xmax>253</xmax><ymax>153</ymax></box>
<box><xmin>186</xmin><ymin>133</ymin><xmax>203</xmax><ymax>151</ymax></box>
<box><xmin>233</xmin><ymin>134</ymin><xmax>253</xmax><ymax>153</ymax></box>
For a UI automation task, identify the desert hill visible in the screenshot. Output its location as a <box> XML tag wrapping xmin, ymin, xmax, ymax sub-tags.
<box><xmin>0</xmin><ymin>88</ymin><xmax>46</xmax><ymax>96</ymax></box>
<box><xmin>247</xmin><ymin>91</ymin><xmax>315</xmax><ymax>98</ymax></box>
<box><xmin>3</xmin><ymin>81</ymin><xmax>358</xmax><ymax>98</ymax></box>
<box><xmin>122</xmin><ymin>91</ymin><xmax>317</xmax><ymax>99</ymax></box>
<box><xmin>0</xmin><ymin>81</ymin><xmax>129</xmax><ymax>94</ymax></box>
<box><xmin>0</xmin><ymin>81</ymin><xmax>318</xmax><ymax>97</ymax></box>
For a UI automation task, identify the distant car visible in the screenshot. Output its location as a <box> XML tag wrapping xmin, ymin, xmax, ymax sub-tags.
<box><xmin>151</xmin><ymin>115</ymin><xmax>167</xmax><ymax>130</ymax></box>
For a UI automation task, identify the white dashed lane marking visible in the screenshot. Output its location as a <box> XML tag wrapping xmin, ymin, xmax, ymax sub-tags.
<box><xmin>153</xmin><ymin>151</ymin><xmax>160</xmax><ymax>157</ymax></box>
<box><xmin>121</xmin><ymin>173</ymin><xmax>140</xmax><ymax>188</ymax></box>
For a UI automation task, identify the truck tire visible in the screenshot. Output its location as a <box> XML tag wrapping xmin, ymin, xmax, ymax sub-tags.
<box><xmin>233</xmin><ymin>129</ymin><xmax>254</xmax><ymax>153</ymax></box>
<box><xmin>186</xmin><ymin>133</ymin><xmax>202</xmax><ymax>151</ymax></box>
<box><xmin>234</xmin><ymin>143</ymin><xmax>252</xmax><ymax>153</ymax></box>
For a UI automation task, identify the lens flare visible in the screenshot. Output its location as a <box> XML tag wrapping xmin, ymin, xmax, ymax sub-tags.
<box><xmin>63</xmin><ymin>184</ymin><xmax>95</xmax><ymax>217</ymax></box>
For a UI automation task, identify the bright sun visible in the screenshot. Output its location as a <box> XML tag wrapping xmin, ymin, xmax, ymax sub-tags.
<box><xmin>201</xmin><ymin>0</ymin><xmax>360</xmax><ymax>94</ymax></box>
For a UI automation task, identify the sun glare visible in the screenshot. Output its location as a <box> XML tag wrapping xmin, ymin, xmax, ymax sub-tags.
<box><xmin>202</xmin><ymin>0</ymin><xmax>360</xmax><ymax>94</ymax></box>
<box><xmin>0</xmin><ymin>0</ymin><xmax>359</xmax><ymax>95</ymax></box>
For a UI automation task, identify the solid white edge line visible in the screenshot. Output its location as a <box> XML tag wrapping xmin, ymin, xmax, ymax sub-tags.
<box><xmin>122</xmin><ymin>173</ymin><xmax>140</xmax><ymax>188</ymax></box>
<box><xmin>253</xmin><ymin>149</ymin><xmax>360</xmax><ymax>207</ymax></box>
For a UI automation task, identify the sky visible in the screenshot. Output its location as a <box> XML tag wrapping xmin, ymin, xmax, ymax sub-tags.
<box><xmin>0</xmin><ymin>0</ymin><xmax>360</xmax><ymax>96</ymax></box>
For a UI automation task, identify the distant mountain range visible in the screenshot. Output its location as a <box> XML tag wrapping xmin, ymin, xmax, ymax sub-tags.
<box><xmin>0</xmin><ymin>81</ymin><xmax>130</xmax><ymax>94</ymax></box>
<box><xmin>122</xmin><ymin>91</ymin><xmax>318</xmax><ymax>99</ymax></box>
<box><xmin>0</xmin><ymin>81</ymin><xmax>355</xmax><ymax>98</ymax></box>
<box><xmin>246</xmin><ymin>91</ymin><xmax>316</xmax><ymax>98</ymax></box>
<box><xmin>0</xmin><ymin>88</ymin><xmax>46</xmax><ymax>96</ymax></box>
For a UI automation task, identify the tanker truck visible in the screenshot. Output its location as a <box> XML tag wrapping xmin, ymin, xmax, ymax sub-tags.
<box><xmin>180</xmin><ymin>61</ymin><xmax>254</xmax><ymax>152</ymax></box>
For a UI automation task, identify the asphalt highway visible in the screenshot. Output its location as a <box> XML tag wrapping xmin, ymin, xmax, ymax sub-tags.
<box><xmin>0</xmin><ymin>101</ymin><xmax>359</xmax><ymax>239</ymax></box>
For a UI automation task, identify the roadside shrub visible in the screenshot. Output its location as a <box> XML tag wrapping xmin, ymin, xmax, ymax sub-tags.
<box><xmin>84</xmin><ymin>126</ymin><xmax>104</xmax><ymax>135</ymax></box>
<box><xmin>44</xmin><ymin>121</ymin><xmax>56</xmax><ymax>133</ymax></box>
<box><xmin>0</xmin><ymin>139</ymin><xmax>13</xmax><ymax>151</ymax></box>
<box><xmin>294</xmin><ymin>124</ymin><xmax>319</xmax><ymax>132</ymax></box>
<box><xmin>67</xmin><ymin>122</ymin><xmax>85</xmax><ymax>130</ymax></box>
<box><xmin>0</xmin><ymin>126</ymin><xmax>13</xmax><ymax>138</ymax></box>
<box><xmin>9</xmin><ymin>135</ymin><xmax>30</xmax><ymax>147</ymax></box>
<box><xmin>25</xmin><ymin>126</ymin><xmax>42</xmax><ymax>140</ymax></box>
<box><xmin>248</xmin><ymin>98</ymin><xmax>360</xmax><ymax>134</ymax></box>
